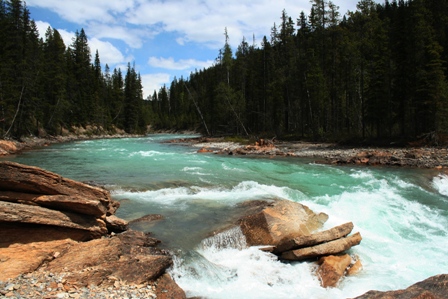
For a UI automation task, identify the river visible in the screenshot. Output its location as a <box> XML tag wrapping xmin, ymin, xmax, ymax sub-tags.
<box><xmin>4</xmin><ymin>134</ymin><xmax>448</xmax><ymax>298</ymax></box>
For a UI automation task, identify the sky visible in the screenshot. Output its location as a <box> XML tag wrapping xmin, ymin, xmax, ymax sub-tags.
<box><xmin>26</xmin><ymin>0</ymin><xmax>365</xmax><ymax>98</ymax></box>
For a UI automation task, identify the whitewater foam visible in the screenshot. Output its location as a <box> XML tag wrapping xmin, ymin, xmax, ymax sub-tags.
<box><xmin>433</xmin><ymin>174</ymin><xmax>448</xmax><ymax>196</ymax></box>
<box><xmin>113</xmin><ymin>181</ymin><xmax>306</xmax><ymax>206</ymax></box>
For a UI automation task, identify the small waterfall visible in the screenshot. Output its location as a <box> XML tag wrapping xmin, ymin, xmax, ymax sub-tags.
<box><xmin>200</xmin><ymin>226</ymin><xmax>247</xmax><ymax>250</ymax></box>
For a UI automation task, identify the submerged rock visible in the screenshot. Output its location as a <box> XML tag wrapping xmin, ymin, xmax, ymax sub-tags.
<box><xmin>317</xmin><ymin>254</ymin><xmax>352</xmax><ymax>288</ymax></box>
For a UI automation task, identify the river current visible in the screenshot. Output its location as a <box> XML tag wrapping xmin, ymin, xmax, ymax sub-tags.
<box><xmin>4</xmin><ymin>134</ymin><xmax>448</xmax><ymax>298</ymax></box>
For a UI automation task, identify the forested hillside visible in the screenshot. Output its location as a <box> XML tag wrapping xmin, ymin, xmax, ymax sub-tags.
<box><xmin>1</xmin><ymin>0</ymin><xmax>447</xmax><ymax>143</ymax></box>
<box><xmin>0</xmin><ymin>0</ymin><xmax>149</xmax><ymax>138</ymax></box>
<box><xmin>152</xmin><ymin>0</ymin><xmax>448</xmax><ymax>143</ymax></box>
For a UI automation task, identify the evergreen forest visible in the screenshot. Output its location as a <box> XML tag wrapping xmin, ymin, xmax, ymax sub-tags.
<box><xmin>153</xmin><ymin>0</ymin><xmax>448</xmax><ymax>144</ymax></box>
<box><xmin>0</xmin><ymin>0</ymin><xmax>149</xmax><ymax>137</ymax></box>
<box><xmin>1</xmin><ymin>0</ymin><xmax>448</xmax><ymax>144</ymax></box>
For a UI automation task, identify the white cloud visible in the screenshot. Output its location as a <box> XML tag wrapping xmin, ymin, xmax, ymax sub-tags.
<box><xmin>141</xmin><ymin>73</ymin><xmax>171</xmax><ymax>98</ymax></box>
<box><xmin>86</xmin><ymin>23</ymin><xmax>150</xmax><ymax>49</ymax></box>
<box><xmin>126</xmin><ymin>0</ymin><xmax>309</xmax><ymax>49</ymax></box>
<box><xmin>34</xmin><ymin>20</ymin><xmax>73</xmax><ymax>47</ymax></box>
<box><xmin>35</xmin><ymin>20</ymin><xmax>51</xmax><ymax>39</ymax></box>
<box><xmin>34</xmin><ymin>21</ymin><xmax>126</xmax><ymax>67</ymax></box>
<box><xmin>89</xmin><ymin>38</ymin><xmax>126</xmax><ymax>66</ymax></box>
<box><xmin>148</xmin><ymin>57</ymin><xmax>214</xmax><ymax>71</ymax></box>
<box><xmin>57</xmin><ymin>29</ymin><xmax>76</xmax><ymax>48</ymax></box>
<box><xmin>27</xmin><ymin>0</ymin><xmax>134</xmax><ymax>24</ymax></box>
<box><xmin>29</xmin><ymin>0</ymin><xmax>361</xmax><ymax>51</ymax></box>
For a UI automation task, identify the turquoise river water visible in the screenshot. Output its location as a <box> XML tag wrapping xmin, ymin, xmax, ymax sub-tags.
<box><xmin>3</xmin><ymin>134</ymin><xmax>448</xmax><ymax>299</ymax></box>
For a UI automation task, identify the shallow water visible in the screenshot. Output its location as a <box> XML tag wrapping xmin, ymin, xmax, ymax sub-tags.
<box><xmin>4</xmin><ymin>134</ymin><xmax>448</xmax><ymax>298</ymax></box>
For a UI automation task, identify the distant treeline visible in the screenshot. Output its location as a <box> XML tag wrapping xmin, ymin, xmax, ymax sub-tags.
<box><xmin>0</xmin><ymin>0</ymin><xmax>150</xmax><ymax>138</ymax></box>
<box><xmin>151</xmin><ymin>0</ymin><xmax>448</xmax><ymax>143</ymax></box>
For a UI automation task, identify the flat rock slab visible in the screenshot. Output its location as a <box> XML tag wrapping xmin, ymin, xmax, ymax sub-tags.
<box><xmin>45</xmin><ymin>230</ymin><xmax>172</xmax><ymax>286</ymax></box>
<box><xmin>0</xmin><ymin>161</ymin><xmax>115</xmax><ymax>213</ymax></box>
<box><xmin>274</xmin><ymin>222</ymin><xmax>354</xmax><ymax>253</ymax></box>
<box><xmin>281</xmin><ymin>232</ymin><xmax>362</xmax><ymax>261</ymax></box>
<box><xmin>0</xmin><ymin>239</ymin><xmax>77</xmax><ymax>281</ymax></box>
<box><xmin>0</xmin><ymin>201</ymin><xmax>107</xmax><ymax>238</ymax></box>
<box><xmin>0</xmin><ymin>230</ymin><xmax>172</xmax><ymax>287</ymax></box>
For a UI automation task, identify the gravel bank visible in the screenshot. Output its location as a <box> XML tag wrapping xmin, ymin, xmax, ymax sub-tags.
<box><xmin>174</xmin><ymin>137</ymin><xmax>448</xmax><ymax>169</ymax></box>
<box><xmin>0</xmin><ymin>271</ymin><xmax>157</xmax><ymax>299</ymax></box>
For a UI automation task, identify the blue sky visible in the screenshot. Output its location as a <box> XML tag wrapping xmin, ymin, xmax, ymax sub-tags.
<box><xmin>26</xmin><ymin>0</ymin><xmax>365</xmax><ymax>98</ymax></box>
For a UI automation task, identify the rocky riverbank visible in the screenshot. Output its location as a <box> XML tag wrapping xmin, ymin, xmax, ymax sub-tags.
<box><xmin>171</xmin><ymin>137</ymin><xmax>448</xmax><ymax>169</ymax></box>
<box><xmin>0</xmin><ymin>161</ymin><xmax>186</xmax><ymax>298</ymax></box>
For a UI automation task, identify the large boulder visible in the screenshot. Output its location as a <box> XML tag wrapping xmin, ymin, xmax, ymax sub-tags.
<box><xmin>354</xmin><ymin>274</ymin><xmax>448</xmax><ymax>299</ymax></box>
<box><xmin>237</xmin><ymin>199</ymin><xmax>329</xmax><ymax>247</ymax></box>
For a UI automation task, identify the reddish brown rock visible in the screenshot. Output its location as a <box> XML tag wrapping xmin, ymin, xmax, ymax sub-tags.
<box><xmin>274</xmin><ymin>222</ymin><xmax>354</xmax><ymax>253</ymax></box>
<box><xmin>0</xmin><ymin>201</ymin><xmax>107</xmax><ymax>239</ymax></box>
<box><xmin>0</xmin><ymin>140</ymin><xmax>18</xmax><ymax>155</ymax></box>
<box><xmin>281</xmin><ymin>232</ymin><xmax>362</xmax><ymax>261</ymax></box>
<box><xmin>0</xmin><ymin>191</ymin><xmax>108</xmax><ymax>217</ymax></box>
<box><xmin>0</xmin><ymin>239</ymin><xmax>77</xmax><ymax>281</ymax></box>
<box><xmin>105</xmin><ymin>215</ymin><xmax>129</xmax><ymax>233</ymax></box>
<box><xmin>197</xmin><ymin>147</ymin><xmax>214</xmax><ymax>153</ymax></box>
<box><xmin>0</xmin><ymin>223</ymin><xmax>98</xmax><ymax>245</ymax></box>
<box><xmin>0</xmin><ymin>162</ymin><xmax>181</xmax><ymax>296</ymax></box>
<box><xmin>238</xmin><ymin>199</ymin><xmax>328</xmax><ymax>247</ymax></box>
<box><xmin>0</xmin><ymin>161</ymin><xmax>128</xmax><ymax>241</ymax></box>
<box><xmin>317</xmin><ymin>254</ymin><xmax>352</xmax><ymax>288</ymax></box>
<box><xmin>0</xmin><ymin>161</ymin><xmax>115</xmax><ymax>213</ymax></box>
<box><xmin>45</xmin><ymin>230</ymin><xmax>172</xmax><ymax>286</ymax></box>
<box><xmin>347</xmin><ymin>257</ymin><xmax>363</xmax><ymax>276</ymax></box>
<box><xmin>354</xmin><ymin>274</ymin><xmax>448</xmax><ymax>299</ymax></box>
<box><xmin>155</xmin><ymin>273</ymin><xmax>187</xmax><ymax>299</ymax></box>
